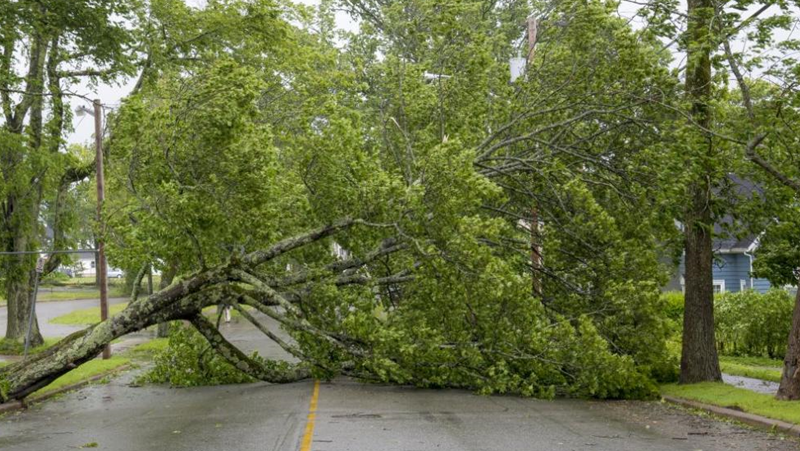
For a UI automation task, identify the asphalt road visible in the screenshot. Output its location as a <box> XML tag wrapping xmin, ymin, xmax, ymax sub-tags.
<box><xmin>1</xmin><ymin>372</ymin><xmax>798</xmax><ymax>451</ymax></box>
<box><xmin>0</xmin><ymin>297</ymin><xmax>129</xmax><ymax>338</ymax></box>
<box><xmin>0</xmin><ymin>301</ymin><xmax>797</xmax><ymax>450</ymax></box>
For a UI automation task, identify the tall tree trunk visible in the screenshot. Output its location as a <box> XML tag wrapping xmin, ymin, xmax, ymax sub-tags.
<box><xmin>776</xmin><ymin>284</ymin><xmax>800</xmax><ymax>400</ymax></box>
<box><xmin>3</xmin><ymin>31</ymin><xmax>48</xmax><ymax>346</ymax></box>
<box><xmin>680</xmin><ymin>0</ymin><xmax>722</xmax><ymax>384</ymax></box>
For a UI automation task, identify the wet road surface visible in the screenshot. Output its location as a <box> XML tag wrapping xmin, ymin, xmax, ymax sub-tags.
<box><xmin>1</xmin><ymin>371</ymin><xmax>798</xmax><ymax>451</ymax></box>
<box><xmin>1</xmin><ymin>303</ymin><xmax>797</xmax><ymax>450</ymax></box>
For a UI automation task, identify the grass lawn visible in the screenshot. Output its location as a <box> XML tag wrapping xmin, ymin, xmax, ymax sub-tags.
<box><xmin>720</xmin><ymin>356</ymin><xmax>783</xmax><ymax>383</ymax></box>
<box><xmin>122</xmin><ymin>338</ymin><xmax>168</xmax><ymax>360</ymax></box>
<box><xmin>33</xmin><ymin>356</ymin><xmax>130</xmax><ymax>398</ymax></box>
<box><xmin>0</xmin><ymin>337</ymin><xmax>61</xmax><ymax>356</ymax></box>
<box><xmin>662</xmin><ymin>382</ymin><xmax>800</xmax><ymax>425</ymax></box>
<box><xmin>37</xmin><ymin>286</ymin><xmax>127</xmax><ymax>302</ymax></box>
<box><xmin>50</xmin><ymin>303</ymin><xmax>129</xmax><ymax>326</ymax></box>
<box><xmin>1</xmin><ymin>286</ymin><xmax>127</xmax><ymax>305</ymax></box>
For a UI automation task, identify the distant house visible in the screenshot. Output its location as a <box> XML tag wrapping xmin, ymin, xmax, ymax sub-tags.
<box><xmin>665</xmin><ymin>176</ymin><xmax>773</xmax><ymax>294</ymax></box>
<box><xmin>65</xmin><ymin>251</ymin><xmax>123</xmax><ymax>278</ymax></box>
<box><xmin>666</xmin><ymin>233</ymin><xmax>770</xmax><ymax>294</ymax></box>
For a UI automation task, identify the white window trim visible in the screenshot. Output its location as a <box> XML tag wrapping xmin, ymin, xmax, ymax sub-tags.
<box><xmin>740</xmin><ymin>279</ymin><xmax>747</xmax><ymax>292</ymax></box>
<box><xmin>713</xmin><ymin>279</ymin><xmax>726</xmax><ymax>293</ymax></box>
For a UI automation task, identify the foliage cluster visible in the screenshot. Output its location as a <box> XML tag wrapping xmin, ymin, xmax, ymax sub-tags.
<box><xmin>715</xmin><ymin>289</ymin><xmax>794</xmax><ymax>359</ymax></box>
<box><xmin>663</xmin><ymin>290</ymin><xmax>794</xmax><ymax>359</ymax></box>
<box><xmin>140</xmin><ymin>324</ymin><xmax>266</xmax><ymax>387</ymax></box>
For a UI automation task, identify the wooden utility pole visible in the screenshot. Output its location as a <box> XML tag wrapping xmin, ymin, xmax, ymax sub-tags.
<box><xmin>94</xmin><ymin>99</ymin><xmax>110</xmax><ymax>360</ymax></box>
<box><xmin>527</xmin><ymin>15</ymin><xmax>543</xmax><ymax>298</ymax></box>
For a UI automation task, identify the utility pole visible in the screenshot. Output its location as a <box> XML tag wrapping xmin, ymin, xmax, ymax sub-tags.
<box><xmin>94</xmin><ymin>99</ymin><xmax>110</xmax><ymax>360</ymax></box>
<box><xmin>527</xmin><ymin>16</ymin><xmax>543</xmax><ymax>298</ymax></box>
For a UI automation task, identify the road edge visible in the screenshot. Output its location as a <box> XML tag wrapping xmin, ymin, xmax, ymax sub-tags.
<box><xmin>0</xmin><ymin>363</ymin><xmax>131</xmax><ymax>415</ymax></box>
<box><xmin>662</xmin><ymin>395</ymin><xmax>800</xmax><ymax>437</ymax></box>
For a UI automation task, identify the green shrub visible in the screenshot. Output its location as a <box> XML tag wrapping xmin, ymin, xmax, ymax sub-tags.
<box><xmin>661</xmin><ymin>291</ymin><xmax>684</xmax><ymax>321</ymax></box>
<box><xmin>137</xmin><ymin>324</ymin><xmax>258</xmax><ymax>387</ymax></box>
<box><xmin>715</xmin><ymin>289</ymin><xmax>793</xmax><ymax>358</ymax></box>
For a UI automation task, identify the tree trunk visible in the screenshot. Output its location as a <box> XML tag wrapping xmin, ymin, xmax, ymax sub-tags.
<box><xmin>4</xmin><ymin>263</ymin><xmax>43</xmax><ymax>347</ymax></box>
<box><xmin>0</xmin><ymin>263</ymin><xmax>308</xmax><ymax>403</ymax></box>
<box><xmin>156</xmin><ymin>263</ymin><xmax>177</xmax><ymax>338</ymax></box>
<box><xmin>679</xmin><ymin>0</ymin><xmax>721</xmax><ymax>384</ymax></box>
<box><xmin>3</xmin><ymin>220</ymin><xmax>44</xmax><ymax>347</ymax></box>
<box><xmin>680</xmin><ymin>189</ymin><xmax>721</xmax><ymax>383</ymax></box>
<box><xmin>0</xmin><ymin>219</ymin><xmax>379</xmax><ymax>403</ymax></box>
<box><xmin>776</xmin><ymin>285</ymin><xmax>800</xmax><ymax>400</ymax></box>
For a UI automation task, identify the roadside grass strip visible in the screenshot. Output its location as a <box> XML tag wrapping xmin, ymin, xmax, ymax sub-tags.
<box><xmin>50</xmin><ymin>303</ymin><xmax>129</xmax><ymax>326</ymax></box>
<box><xmin>33</xmin><ymin>356</ymin><xmax>130</xmax><ymax>398</ymax></box>
<box><xmin>37</xmin><ymin>288</ymin><xmax>126</xmax><ymax>302</ymax></box>
<box><xmin>720</xmin><ymin>356</ymin><xmax>783</xmax><ymax>383</ymax></box>
<box><xmin>0</xmin><ymin>337</ymin><xmax>60</xmax><ymax>356</ymax></box>
<box><xmin>122</xmin><ymin>338</ymin><xmax>168</xmax><ymax>360</ymax></box>
<box><xmin>662</xmin><ymin>382</ymin><xmax>800</xmax><ymax>425</ymax></box>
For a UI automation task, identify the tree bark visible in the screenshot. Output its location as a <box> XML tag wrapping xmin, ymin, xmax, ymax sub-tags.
<box><xmin>680</xmin><ymin>191</ymin><xmax>721</xmax><ymax>383</ymax></box>
<box><xmin>776</xmin><ymin>284</ymin><xmax>800</xmax><ymax>400</ymax></box>
<box><xmin>4</xmin><ymin>259</ymin><xmax>43</xmax><ymax>346</ymax></box>
<box><xmin>679</xmin><ymin>0</ymin><xmax>722</xmax><ymax>384</ymax></box>
<box><xmin>156</xmin><ymin>263</ymin><xmax>177</xmax><ymax>338</ymax></box>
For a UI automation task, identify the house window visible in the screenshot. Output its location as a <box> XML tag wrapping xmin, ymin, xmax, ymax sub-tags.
<box><xmin>90</xmin><ymin>261</ymin><xmax>96</xmax><ymax>269</ymax></box>
<box><xmin>713</xmin><ymin>280</ymin><xmax>726</xmax><ymax>294</ymax></box>
<box><xmin>740</xmin><ymin>279</ymin><xmax>747</xmax><ymax>292</ymax></box>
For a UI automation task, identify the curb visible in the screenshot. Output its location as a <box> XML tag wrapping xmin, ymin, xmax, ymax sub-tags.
<box><xmin>663</xmin><ymin>395</ymin><xmax>800</xmax><ymax>437</ymax></box>
<box><xmin>0</xmin><ymin>364</ymin><xmax>131</xmax><ymax>415</ymax></box>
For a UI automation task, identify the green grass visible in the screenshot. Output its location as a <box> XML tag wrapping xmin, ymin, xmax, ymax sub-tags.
<box><xmin>122</xmin><ymin>338</ymin><xmax>168</xmax><ymax>360</ymax></box>
<box><xmin>662</xmin><ymin>382</ymin><xmax>800</xmax><ymax>425</ymax></box>
<box><xmin>49</xmin><ymin>303</ymin><xmax>128</xmax><ymax>326</ymax></box>
<box><xmin>36</xmin><ymin>286</ymin><xmax>127</xmax><ymax>302</ymax></box>
<box><xmin>33</xmin><ymin>356</ymin><xmax>130</xmax><ymax>398</ymax></box>
<box><xmin>0</xmin><ymin>337</ymin><xmax>60</xmax><ymax>355</ymax></box>
<box><xmin>41</xmin><ymin>277</ymin><xmax>132</xmax><ymax>287</ymax></box>
<box><xmin>720</xmin><ymin>356</ymin><xmax>783</xmax><ymax>383</ymax></box>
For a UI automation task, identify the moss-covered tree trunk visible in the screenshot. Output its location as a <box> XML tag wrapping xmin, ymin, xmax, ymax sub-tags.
<box><xmin>3</xmin><ymin>191</ymin><xmax>45</xmax><ymax>347</ymax></box>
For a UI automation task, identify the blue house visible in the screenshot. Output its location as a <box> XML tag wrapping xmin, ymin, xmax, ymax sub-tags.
<box><xmin>668</xmin><ymin>234</ymin><xmax>771</xmax><ymax>294</ymax></box>
<box><xmin>666</xmin><ymin>176</ymin><xmax>772</xmax><ymax>294</ymax></box>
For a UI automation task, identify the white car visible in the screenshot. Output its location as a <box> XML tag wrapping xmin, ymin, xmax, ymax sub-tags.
<box><xmin>106</xmin><ymin>268</ymin><xmax>124</xmax><ymax>278</ymax></box>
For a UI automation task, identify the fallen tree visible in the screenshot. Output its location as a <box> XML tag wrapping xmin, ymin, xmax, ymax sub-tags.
<box><xmin>0</xmin><ymin>213</ymin><xmax>670</xmax><ymax>402</ymax></box>
<box><xmin>0</xmin><ymin>219</ymin><xmax>401</xmax><ymax>402</ymax></box>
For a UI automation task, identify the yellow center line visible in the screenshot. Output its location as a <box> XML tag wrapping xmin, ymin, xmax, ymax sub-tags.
<box><xmin>300</xmin><ymin>380</ymin><xmax>321</xmax><ymax>451</ymax></box>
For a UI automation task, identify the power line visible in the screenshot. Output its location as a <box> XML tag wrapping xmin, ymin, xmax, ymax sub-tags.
<box><xmin>0</xmin><ymin>249</ymin><xmax>97</xmax><ymax>255</ymax></box>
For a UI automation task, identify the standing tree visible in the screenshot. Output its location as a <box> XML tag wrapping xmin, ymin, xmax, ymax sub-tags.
<box><xmin>677</xmin><ymin>0</ymin><xmax>724</xmax><ymax>384</ymax></box>
<box><xmin>0</xmin><ymin>0</ymin><xmax>138</xmax><ymax>345</ymax></box>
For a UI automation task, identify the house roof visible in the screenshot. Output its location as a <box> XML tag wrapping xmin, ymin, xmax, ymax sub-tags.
<box><xmin>713</xmin><ymin>175</ymin><xmax>763</xmax><ymax>253</ymax></box>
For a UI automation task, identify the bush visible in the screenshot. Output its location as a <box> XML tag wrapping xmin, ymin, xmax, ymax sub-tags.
<box><xmin>138</xmin><ymin>323</ymin><xmax>259</xmax><ymax>387</ymax></box>
<box><xmin>661</xmin><ymin>291</ymin><xmax>684</xmax><ymax>322</ymax></box>
<box><xmin>715</xmin><ymin>289</ymin><xmax>794</xmax><ymax>358</ymax></box>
